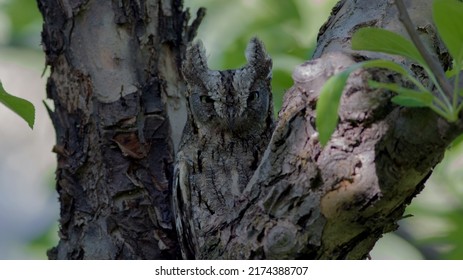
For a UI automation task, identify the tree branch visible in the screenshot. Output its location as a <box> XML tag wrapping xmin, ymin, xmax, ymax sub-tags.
<box><xmin>395</xmin><ymin>0</ymin><xmax>454</xmax><ymax>98</ymax></box>
<box><xmin>187</xmin><ymin>7</ymin><xmax>206</xmax><ymax>42</ymax></box>
<box><xmin>198</xmin><ymin>0</ymin><xmax>463</xmax><ymax>260</ymax></box>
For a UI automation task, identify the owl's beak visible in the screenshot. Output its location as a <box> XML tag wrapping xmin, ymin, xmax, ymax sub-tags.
<box><xmin>226</xmin><ymin>107</ymin><xmax>237</xmax><ymax>131</ymax></box>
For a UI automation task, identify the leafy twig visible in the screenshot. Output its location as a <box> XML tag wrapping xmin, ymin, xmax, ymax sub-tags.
<box><xmin>395</xmin><ymin>0</ymin><xmax>454</xmax><ymax>99</ymax></box>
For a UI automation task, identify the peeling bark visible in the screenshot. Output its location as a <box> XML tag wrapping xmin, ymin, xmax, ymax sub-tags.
<box><xmin>38</xmin><ymin>0</ymin><xmax>203</xmax><ymax>259</ymax></box>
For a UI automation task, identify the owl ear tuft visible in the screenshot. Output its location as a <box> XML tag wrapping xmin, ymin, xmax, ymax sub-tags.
<box><xmin>183</xmin><ymin>40</ymin><xmax>210</xmax><ymax>82</ymax></box>
<box><xmin>245</xmin><ymin>37</ymin><xmax>272</xmax><ymax>79</ymax></box>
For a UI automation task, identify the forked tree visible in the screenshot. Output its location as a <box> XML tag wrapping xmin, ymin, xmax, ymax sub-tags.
<box><xmin>36</xmin><ymin>0</ymin><xmax>463</xmax><ymax>259</ymax></box>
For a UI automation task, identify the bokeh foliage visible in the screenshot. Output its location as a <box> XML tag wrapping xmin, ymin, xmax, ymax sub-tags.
<box><xmin>0</xmin><ymin>0</ymin><xmax>41</xmax><ymax>48</ymax></box>
<box><xmin>0</xmin><ymin>0</ymin><xmax>40</xmax><ymax>128</ymax></box>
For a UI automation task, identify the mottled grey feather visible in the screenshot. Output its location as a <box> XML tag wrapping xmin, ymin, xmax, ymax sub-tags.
<box><xmin>173</xmin><ymin>37</ymin><xmax>274</xmax><ymax>259</ymax></box>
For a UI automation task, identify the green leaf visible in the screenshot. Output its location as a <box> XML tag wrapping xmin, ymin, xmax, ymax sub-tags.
<box><xmin>361</xmin><ymin>59</ymin><xmax>432</xmax><ymax>92</ymax></box>
<box><xmin>316</xmin><ymin>59</ymin><xmax>425</xmax><ymax>145</ymax></box>
<box><xmin>433</xmin><ymin>0</ymin><xmax>463</xmax><ymax>65</ymax></box>
<box><xmin>316</xmin><ymin>69</ymin><xmax>352</xmax><ymax>146</ymax></box>
<box><xmin>315</xmin><ymin>53</ymin><xmax>447</xmax><ymax>145</ymax></box>
<box><xmin>450</xmin><ymin>133</ymin><xmax>463</xmax><ymax>148</ymax></box>
<box><xmin>0</xmin><ymin>81</ymin><xmax>35</xmax><ymax>129</ymax></box>
<box><xmin>392</xmin><ymin>95</ymin><xmax>432</xmax><ymax>107</ymax></box>
<box><xmin>369</xmin><ymin>80</ymin><xmax>434</xmax><ymax>107</ymax></box>
<box><xmin>361</xmin><ymin>59</ymin><xmax>410</xmax><ymax>76</ymax></box>
<box><xmin>352</xmin><ymin>27</ymin><xmax>427</xmax><ymax>67</ymax></box>
<box><xmin>446</xmin><ymin>65</ymin><xmax>458</xmax><ymax>78</ymax></box>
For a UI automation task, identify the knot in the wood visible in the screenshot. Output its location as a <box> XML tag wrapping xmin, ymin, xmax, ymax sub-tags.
<box><xmin>263</xmin><ymin>220</ymin><xmax>298</xmax><ymax>258</ymax></box>
<box><xmin>292</xmin><ymin>61</ymin><xmax>324</xmax><ymax>83</ymax></box>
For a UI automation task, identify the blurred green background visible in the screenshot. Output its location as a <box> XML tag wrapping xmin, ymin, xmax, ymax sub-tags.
<box><xmin>0</xmin><ymin>0</ymin><xmax>461</xmax><ymax>259</ymax></box>
<box><xmin>0</xmin><ymin>0</ymin><xmax>58</xmax><ymax>259</ymax></box>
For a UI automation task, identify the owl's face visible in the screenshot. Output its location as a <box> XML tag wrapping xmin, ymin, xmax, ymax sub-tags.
<box><xmin>186</xmin><ymin>69</ymin><xmax>271</xmax><ymax>135</ymax></box>
<box><xmin>183</xmin><ymin>38</ymin><xmax>273</xmax><ymax>136</ymax></box>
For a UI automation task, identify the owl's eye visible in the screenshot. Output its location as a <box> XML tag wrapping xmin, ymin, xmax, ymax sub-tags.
<box><xmin>248</xmin><ymin>91</ymin><xmax>259</xmax><ymax>102</ymax></box>
<box><xmin>200</xmin><ymin>95</ymin><xmax>215</xmax><ymax>104</ymax></box>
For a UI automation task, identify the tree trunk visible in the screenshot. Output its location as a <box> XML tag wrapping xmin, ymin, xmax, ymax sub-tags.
<box><xmin>38</xmin><ymin>0</ymin><xmax>463</xmax><ymax>259</ymax></box>
<box><xmin>37</xmin><ymin>0</ymin><xmax>203</xmax><ymax>259</ymax></box>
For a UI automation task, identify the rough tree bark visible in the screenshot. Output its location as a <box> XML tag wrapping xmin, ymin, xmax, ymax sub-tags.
<box><xmin>38</xmin><ymin>0</ymin><xmax>463</xmax><ymax>259</ymax></box>
<box><xmin>37</xmin><ymin>0</ymin><xmax>204</xmax><ymax>259</ymax></box>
